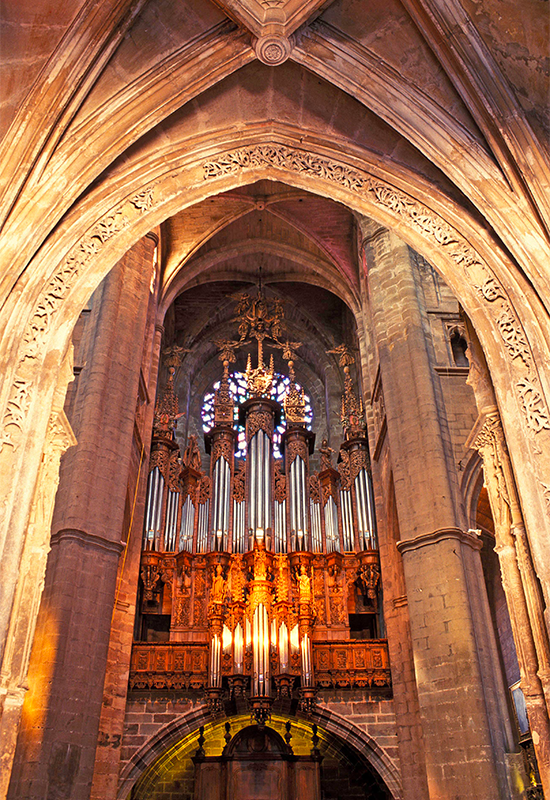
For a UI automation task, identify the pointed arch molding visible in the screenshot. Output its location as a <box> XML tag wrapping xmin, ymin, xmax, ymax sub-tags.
<box><xmin>116</xmin><ymin>705</ymin><xmax>404</xmax><ymax>800</ymax></box>
<box><xmin>1</xmin><ymin>130</ymin><xmax>550</xmax><ymax>638</ymax></box>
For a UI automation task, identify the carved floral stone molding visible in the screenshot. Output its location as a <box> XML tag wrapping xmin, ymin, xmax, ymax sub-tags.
<box><xmin>2</xmin><ymin>142</ymin><xmax>549</xmax><ymax>482</ymax></box>
<box><xmin>202</xmin><ymin>144</ymin><xmax>550</xmax><ymax>440</ymax></box>
<box><xmin>0</xmin><ymin>187</ymin><xmax>156</xmax><ymax>455</ymax></box>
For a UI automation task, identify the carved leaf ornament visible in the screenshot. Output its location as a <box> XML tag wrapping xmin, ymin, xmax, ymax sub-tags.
<box><xmin>3</xmin><ymin>144</ymin><xmax>549</xmax><ymax>468</ymax></box>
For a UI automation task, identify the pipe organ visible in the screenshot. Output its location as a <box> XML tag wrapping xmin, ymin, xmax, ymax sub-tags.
<box><xmin>134</xmin><ymin>295</ymin><xmax>389</xmax><ymax>722</ymax></box>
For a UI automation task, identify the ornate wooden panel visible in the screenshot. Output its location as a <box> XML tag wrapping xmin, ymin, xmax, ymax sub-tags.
<box><xmin>312</xmin><ymin>640</ymin><xmax>390</xmax><ymax>689</ymax></box>
<box><xmin>129</xmin><ymin>643</ymin><xmax>209</xmax><ymax>690</ymax></box>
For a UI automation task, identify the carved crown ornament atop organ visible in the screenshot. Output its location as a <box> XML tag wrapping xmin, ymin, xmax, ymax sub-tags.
<box><xmin>135</xmin><ymin>290</ymin><xmax>388</xmax><ymax>723</ymax></box>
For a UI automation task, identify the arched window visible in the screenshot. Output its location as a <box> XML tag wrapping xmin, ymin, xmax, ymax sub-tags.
<box><xmin>450</xmin><ymin>328</ymin><xmax>469</xmax><ymax>367</ymax></box>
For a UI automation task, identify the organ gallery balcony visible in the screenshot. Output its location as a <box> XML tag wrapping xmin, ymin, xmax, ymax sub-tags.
<box><xmin>128</xmin><ymin>639</ymin><xmax>391</xmax><ymax>693</ymax></box>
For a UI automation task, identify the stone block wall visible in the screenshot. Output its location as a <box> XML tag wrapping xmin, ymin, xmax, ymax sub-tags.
<box><xmin>117</xmin><ymin>690</ymin><xmax>399</xmax><ymax>799</ymax></box>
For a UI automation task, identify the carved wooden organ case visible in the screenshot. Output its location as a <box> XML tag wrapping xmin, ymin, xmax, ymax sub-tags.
<box><xmin>132</xmin><ymin>301</ymin><xmax>390</xmax><ymax>720</ymax></box>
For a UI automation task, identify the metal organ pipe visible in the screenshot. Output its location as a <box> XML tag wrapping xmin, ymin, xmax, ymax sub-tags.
<box><xmin>248</xmin><ymin>430</ymin><xmax>272</xmax><ymax>541</ymax></box>
<box><xmin>366</xmin><ymin>470</ymin><xmax>378</xmax><ymax>548</ymax></box>
<box><xmin>144</xmin><ymin>467</ymin><xmax>164</xmax><ymax>550</ymax></box>
<box><xmin>264</xmin><ymin>432</ymin><xmax>271</xmax><ymax>532</ymax></box>
<box><xmin>252</xmin><ymin>603</ymin><xmax>270</xmax><ymax>696</ymax></box>
<box><xmin>249</xmin><ymin>434</ymin><xmax>257</xmax><ymax>535</ymax></box>
<box><xmin>290</xmin><ymin>457</ymin><xmax>307</xmax><ymax>549</ymax></box>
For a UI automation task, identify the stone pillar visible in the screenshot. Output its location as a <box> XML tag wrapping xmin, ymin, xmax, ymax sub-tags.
<box><xmin>363</xmin><ymin>224</ymin><xmax>514</xmax><ymax>799</ymax></box>
<box><xmin>465</xmin><ymin>329</ymin><xmax>550</xmax><ymax>794</ymax></box>
<box><xmin>0</xmin><ymin>352</ymin><xmax>76</xmax><ymax>799</ymax></box>
<box><xmin>8</xmin><ymin>236</ymin><xmax>156</xmax><ymax>800</ymax></box>
<box><xmin>90</xmin><ymin>243</ymin><xmax>162</xmax><ymax>799</ymax></box>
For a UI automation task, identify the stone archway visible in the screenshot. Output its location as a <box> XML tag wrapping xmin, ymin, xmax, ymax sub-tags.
<box><xmin>1</xmin><ymin>130</ymin><xmax>549</xmax><ymax>794</ymax></box>
<box><xmin>117</xmin><ymin>710</ymin><xmax>402</xmax><ymax>800</ymax></box>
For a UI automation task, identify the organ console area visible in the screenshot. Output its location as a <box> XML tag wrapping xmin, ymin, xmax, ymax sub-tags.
<box><xmin>131</xmin><ymin>291</ymin><xmax>390</xmax><ymax>723</ymax></box>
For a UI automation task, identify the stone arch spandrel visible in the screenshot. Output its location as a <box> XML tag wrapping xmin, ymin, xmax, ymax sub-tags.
<box><xmin>116</xmin><ymin>706</ymin><xmax>403</xmax><ymax>800</ymax></box>
<box><xmin>1</xmin><ymin>130</ymin><xmax>550</xmax><ymax>708</ymax></box>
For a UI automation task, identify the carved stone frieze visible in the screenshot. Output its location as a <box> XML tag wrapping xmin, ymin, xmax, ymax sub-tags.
<box><xmin>516</xmin><ymin>378</ymin><xmax>550</xmax><ymax>434</ymax></box>
<box><xmin>496</xmin><ymin>307</ymin><xmax>531</xmax><ymax>368</ymax></box>
<box><xmin>0</xmin><ymin>379</ymin><xmax>32</xmax><ymax>453</ymax></box>
<box><xmin>21</xmin><ymin>187</ymin><xmax>155</xmax><ymax>364</ymax></box>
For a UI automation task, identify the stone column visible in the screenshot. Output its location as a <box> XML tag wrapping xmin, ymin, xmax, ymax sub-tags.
<box><xmin>8</xmin><ymin>235</ymin><xmax>156</xmax><ymax>800</ymax></box>
<box><xmin>0</xmin><ymin>351</ymin><xmax>76</xmax><ymax>799</ymax></box>
<box><xmin>90</xmin><ymin>242</ymin><xmax>162</xmax><ymax>799</ymax></box>
<box><xmin>465</xmin><ymin>329</ymin><xmax>550</xmax><ymax>793</ymax></box>
<box><xmin>362</xmin><ymin>224</ymin><xmax>514</xmax><ymax>799</ymax></box>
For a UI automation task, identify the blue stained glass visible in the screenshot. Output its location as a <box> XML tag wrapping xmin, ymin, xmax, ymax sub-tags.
<box><xmin>201</xmin><ymin>371</ymin><xmax>313</xmax><ymax>458</ymax></box>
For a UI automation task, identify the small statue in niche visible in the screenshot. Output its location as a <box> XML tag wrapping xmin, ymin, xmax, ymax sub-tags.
<box><xmin>183</xmin><ymin>434</ymin><xmax>202</xmax><ymax>471</ymax></box>
<box><xmin>319</xmin><ymin>438</ymin><xmax>335</xmax><ymax>471</ymax></box>
<box><xmin>211</xmin><ymin>563</ymin><xmax>226</xmax><ymax>603</ymax></box>
<box><xmin>253</xmin><ymin>538</ymin><xmax>269</xmax><ymax>582</ymax></box>
<box><xmin>298</xmin><ymin>565</ymin><xmax>312</xmax><ymax>603</ymax></box>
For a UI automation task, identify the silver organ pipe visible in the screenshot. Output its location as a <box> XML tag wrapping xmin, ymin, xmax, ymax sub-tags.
<box><xmin>310</xmin><ymin>499</ymin><xmax>322</xmax><ymax>552</ymax></box>
<box><xmin>324</xmin><ymin>495</ymin><xmax>340</xmax><ymax>553</ymax></box>
<box><xmin>232</xmin><ymin>500</ymin><xmax>245</xmax><ymax>553</ymax></box>
<box><xmin>274</xmin><ymin>499</ymin><xmax>287</xmax><ymax>553</ymax></box>
<box><xmin>164</xmin><ymin>490</ymin><xmax>179</xmax><ymax>551</ymax></box>
<box><xmin>366</xmin><ymin>470</ymin><xmax>378</xmax><ymax>548</ymax></box>
<box><xmin>263</xmin><ymin>432</ymin><xmax>271</xmax><ymax>533</ymax></box>
<box><xmin>354</xmin><ymin>469</ymin><xmax>368</xmax><ymax>550</ymax></box>
<box><xmin>290</xmin><ymin>457</ymin><xmax>307</xmax><ymax>549</ymax></box>
<box><xmin>179</xmin><ymin>495</ymin><xmax>195</xmax><ymax>552</ymax></box>
<box><xmin>252</xmin><ymin>603</ymin><xmax>270</xmax><ymax>697</ymax></box>
<box><xmin>211</xmin><ymin>457</ymin><xmax>231</xmax><ymax>550</ymax></box>
<box><xmin>249</xmin><ymin>433</ymin><xmax>257</xmax><ymax>533</ymax></box>
<box><xmin>197</xmin><ymin>500</ymin><xmax>209</xmax><ymax>553</ymax></box>
<box><xmin>209</xmin><ymin>633</ymin><xmax>221</xmax><ymax>688</ymax></box>
<box><xmin>248</xmin><ymin>430</ymin><xmax>272</xmax><ymax>536</ymax></box>
<box><xmin>340</xmin><ymin>489</ymin><xmax>354</xmax><ymax>551</ymax></box>
<box><xmin>301</xmin><ymin>633</ymin><xmax>313</xmax><ymax>687</ymax></box>
<box><xmin>144</xmin><ymin>467</ymin><xmax>164</xmax><ymax>550</ymax></box>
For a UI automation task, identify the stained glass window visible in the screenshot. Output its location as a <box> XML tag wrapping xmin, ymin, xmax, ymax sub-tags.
<box><xmin>202</xmin><ymin>371</ymin><xmax>313</xmax><ymax>458</ymax></box>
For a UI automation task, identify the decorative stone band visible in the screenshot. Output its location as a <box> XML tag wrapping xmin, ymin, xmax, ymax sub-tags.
<box><xmin>396</xmin><ymin>527</ymin><xmax>482</xmax><ymax>555</ymax></box>
<box><xmin>50</xmin><ymin>528</ymin><xmax>125</xmax><ymax>556</ymax></box>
